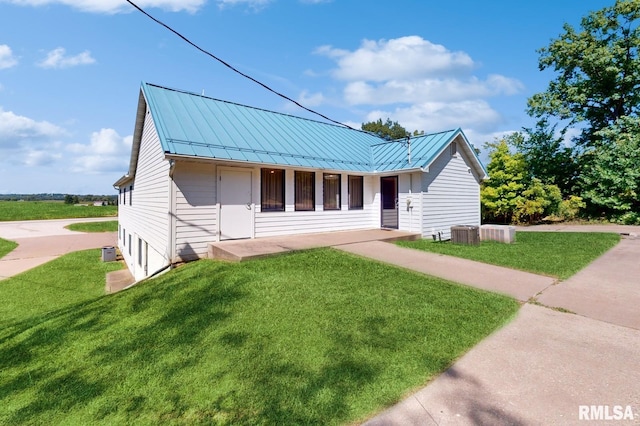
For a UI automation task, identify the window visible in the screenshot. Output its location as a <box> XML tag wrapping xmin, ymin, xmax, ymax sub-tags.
<box><xmin>295</xmin><ymin>171</ymin><xmax>315</xmax><ymax>211</ymax></box>
<box><xmin>450</xmin><ymin>141</ymin><xmax>457</xmax><ymax>156</ymax></box>
<box><xmin>118</xmin><ymin>224</ymin><xmax>122</xmax><ymax>240</ymax></box>
<box><xmin>261</xmin><ymin>168</ymin><xmax>285</xmax><ymax>211</ymax></box>
<box><xmin>123</xmin><ymin>187</ymin><xmax>127</xmax><ymax>205</ymax></box>
<box><xmin>129</xmin><ymin>185</ymin><xmax>133</xmax><ymax>205</ymax></box>
<box><xmin>323</xmin><ymin>173</ymin><xmax>341</xmax><ymax>210</ymax></box>
<box><xmin>348</xmin><ymin>175</ymin><xmax>363</xmax><ymax>210</ymax></box>
<box><xmin>119</xmin><ymin>188</ymin><xmax>122</xmax><ymax>205</ymax></box>
<box><xmin>138</xmin><ymin>238</ymin><xmax>143</xmax><ymax>266</ymax></box>
<box><xmin>123</xmin><ymin>228</ymin><xmax>126</xmax><ymax>246</ymax></box>
<box><xmin>128</xmin><ymin>234</ymin><xmax>132</xmax><ymax>256</ymax></box>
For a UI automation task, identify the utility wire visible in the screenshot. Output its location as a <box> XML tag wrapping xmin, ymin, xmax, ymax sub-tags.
<box><xmin>124</xmin><ymin>0</ymin><xmax>354</xmax><ymax>130</ymax></box>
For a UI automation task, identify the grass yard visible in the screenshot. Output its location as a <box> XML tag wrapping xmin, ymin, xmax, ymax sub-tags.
<box><xmin>0</xmin><ymin>201</ymin><xmax>117</xmax><ymax>221</ymax></box>
<box><xmin>0</xmin><ymin>237</ymin><xmax>18</xmax><ymax>259</ymax></box>
<box><xmin>0</xmin><ymin>248</ymin><xmax>518</xmax><ymax>425</ymax></box>
<box><xmin>397</xmin><ymin>232</ymin><xmax>620</xmax><ymax>280</ymax></box>
<box><xmin>65</xmin><ymin>221</ymin><xmax>118</xmax><ymax>233</ymax></box>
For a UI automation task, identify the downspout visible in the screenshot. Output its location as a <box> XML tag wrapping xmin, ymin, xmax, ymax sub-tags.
<box><xmin>408</xmin><ymin>173</ymin><xmax>413</xmax><ymax>232</ymax></box>
<box><xmin>167</xmin><ymin>159</ymin><xmax>177</xmax><ymax>266</ymax></box>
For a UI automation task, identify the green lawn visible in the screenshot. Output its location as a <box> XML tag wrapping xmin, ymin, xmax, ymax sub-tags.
<box><xmin>0</xmin><ymin>248</ymin><xmax>518</xmax><ymax>425</ymax></box>
<box><xmin>0</xmin><ymin>237</ymin><xmax>18</xmax><ymax>259</ymax></box>
<box><xmin>0</xmin><ymin>201</ymin><xmax>117</xmax><ymax>221</ymax></box>
<box><xmin>65</xmin><ymin>221</ymin><xmax>118</xmax><ymax>233</ymax></box>
<box><xmin>397</xmin><ymin>231</ymin><xmax>620</xmax><ymax>279</ymax></box>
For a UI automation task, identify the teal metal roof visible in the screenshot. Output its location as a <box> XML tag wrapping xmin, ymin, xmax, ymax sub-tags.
<box><xmin>141</xmin><ymin>83</ymin><xmax>485</xmax><ymax>175</ymax></box>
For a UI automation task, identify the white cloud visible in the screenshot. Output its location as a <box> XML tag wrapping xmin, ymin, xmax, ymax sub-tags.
<box><xmin>366</xmin><ymin>100</ymin><xmax>503</xmax><ymax>135</ymax></box>
<box><xmin>297</xmin><ymin>90</ymin><xmax>325</xmax><ymax>107</ymax></box>
<box><xmin>0</xmin><ymin>0</ymin><xmax>206</xmax><ymax>13</ymax></box>
<box><xmin>317</xmin><ymin>36</ymin><xmax>475</xmax><ymax>82</ymax></box>
<box><xmin>215</xmin><ymin>0</ymin><xmax>271</xmax><ymax>10</ymax></box>
<box><xmin>23</xmin><ymin>149</ymin><xmax>62</xmax><ymax>166</ymax></box>
<box><xmin>38</xmin><ymin>47</ymin><xmax>96</xmax><ymax>69</ymax></box>
<box><xmin>67</xmin><ymin>128</ymin><xmax>132</xmax><ymax>173</ymax></box>
<box><xmin>311</xmin><ymin>35</ymin><xmax>524</xmax><ymax>140</ymax></box>
<box><xmin>0</xmin><ymin>44</ymin><xmax>18</xmax><ymax>69</ymax></box>
<box><xmin>344</xmin><ymin>75</ymin><xmax>524</xmax><ymax>106</ymax></box>
<box><xmin>0</xmin><ymin>108</ymin><xmax>67</xmax><ymax>146</ymax></box>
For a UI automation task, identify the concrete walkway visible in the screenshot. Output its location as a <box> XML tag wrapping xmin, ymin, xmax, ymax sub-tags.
<box><xmin>359</xmin><ymin>226</ymin><xmax>640</xmax><ymax>425</ymax></box>
<box><xmin>515</xmin><ymin>223</ymin><xmax>640</xmax><ymax>235</ymax></box>
<box><xmin>336</xmin><ymin>241</ymin><xmax>554</xmax><ymax>302</ymax></box>
<box><xmin>0</xmin><ymin>218</ymin><xmax>117</xmax><ymax>280</ymax></box>
<box><xmin>537</xmin><ymin>237</ymin><xmax>640</xmax><ymax>330</ymax></box>
<box><xmin>365</xmin><ymin>303</ymin><xmax>640</xmax><ymax>425</ymax></box>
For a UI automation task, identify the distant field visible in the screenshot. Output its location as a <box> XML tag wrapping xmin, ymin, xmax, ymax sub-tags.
<box><xmin>0</xmin><ymin>201</ymin><xmax>117</xmax><ymax>221</ymax></box>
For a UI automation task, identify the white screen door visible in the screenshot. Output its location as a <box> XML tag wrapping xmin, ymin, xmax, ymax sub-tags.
<box><xmin>220</xmin><ymin>168</ymin><xmax>253</xmax><ymax>240</ymax></box>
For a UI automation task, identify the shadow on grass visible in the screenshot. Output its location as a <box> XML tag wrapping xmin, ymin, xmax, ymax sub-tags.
<box><xmin>1</xmin><ymin>264</ymin><xmax>383</xmax><ymax>424</ymax></box>
<box><xmin>0</xmin><ymin>263</ymin><xmax>246</xmax><ymax>424</ymax></box>
<box><xmin>1</xmin><ymin>250</ymin><xmax>519</xmax><ymax>425</ymax></box>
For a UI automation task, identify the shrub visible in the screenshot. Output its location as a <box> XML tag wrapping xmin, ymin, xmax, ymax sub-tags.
<box><xmin>558</xmin><ymin>195</ymin><xmax>586</xmax><ymax>221</ymax></box>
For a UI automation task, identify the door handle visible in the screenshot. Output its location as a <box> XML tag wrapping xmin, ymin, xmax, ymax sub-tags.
<box><xmin>246</xmin><ymin>203</ymin><xmax>251</xmax><ymax>210</ymax></box>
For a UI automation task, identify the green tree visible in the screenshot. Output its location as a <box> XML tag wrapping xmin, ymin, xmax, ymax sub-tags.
<box><xmin>515</xmin><ymin>178</ymin><xmax>562</xmax><ymax>224</ymax></box>
<box><xmin>64</xmin><ymin>194</ymin><xmax>74</xmax><ymax>205</ymax></box>
<box><xmin>480</xmin><ymin>137</ymin><xmax>528</xmax><ymax>223</ymax></box>
<box><xmin>482</xmin><ymin>135</ymin><xmax>564</xmax><ymax>224</ymax></box>
<box><xmin>581</xmin><ymin>116</ymin><xmax>640</xmax><ymax>219</ymax></box>
<box><xmin>515</xmin><ymin>118</ymin><xmax>579</xmax><ymax>196</ymax></box>
<box><xmin>361</xmin><ymin>118</ymin><xmax>408</xmax><ymax>140</ymax></box>
<box><xmin>527</xmin><ymin>0</ymin><xmax>640</xmax><ymax>148</ymax></box>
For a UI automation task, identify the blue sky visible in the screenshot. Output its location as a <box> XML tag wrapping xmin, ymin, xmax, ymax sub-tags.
<box><xmin>0</xmin><ymin>0</ymin><xmax>612</xmax><ymax>194</ymax></box>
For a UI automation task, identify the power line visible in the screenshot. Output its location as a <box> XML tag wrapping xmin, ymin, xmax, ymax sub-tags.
<box><xmin>124</xmin><ymin>0</ymin><xmax>354</xmax><ymax>130</ymax></box>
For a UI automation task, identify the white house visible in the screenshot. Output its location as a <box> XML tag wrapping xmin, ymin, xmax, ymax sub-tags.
<box><xmin>114</xmin><ymin>83</ymin><xmax>487</xmax><ymax>280</ymax></box>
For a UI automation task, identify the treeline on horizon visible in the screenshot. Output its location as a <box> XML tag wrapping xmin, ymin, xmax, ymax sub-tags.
<box><xmin>0</xmin><ymin>194</ymin><xmax>118</xmax><ymax>203</ymax></box>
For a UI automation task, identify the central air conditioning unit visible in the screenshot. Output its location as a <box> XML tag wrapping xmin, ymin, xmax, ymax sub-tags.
<box><xmin>451</xmin><ymin>225</ymin><xmax>480</xmax><ymax>245</ymax></box>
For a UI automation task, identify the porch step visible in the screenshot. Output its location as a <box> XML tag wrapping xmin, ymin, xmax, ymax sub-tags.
<box><xmin>208</xmin><ymin>229</ymin><xmax>420</xmax><ymax>262</ymax></box>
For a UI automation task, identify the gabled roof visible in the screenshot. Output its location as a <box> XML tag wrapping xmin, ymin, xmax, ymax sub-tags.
<box><xmin>115</xmin><ymin>83</ymin><xmax>486</xmax><ymax>186</ymax></box>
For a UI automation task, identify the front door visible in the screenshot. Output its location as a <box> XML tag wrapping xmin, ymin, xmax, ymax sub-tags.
<box><xmin>220</xmin><ymin>168</ymin><xmax>253</xmax><ymax>240</ymax></box>
<box><xmin>381</xmin><ymin>176</ymin><xmax>398</xmax><ymax>229</ymax></box>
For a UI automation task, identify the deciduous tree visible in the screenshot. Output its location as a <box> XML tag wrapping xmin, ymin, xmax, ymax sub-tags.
<box><xmin>361</xmin><ymin>118</ymin><xmax>408</xmax><ymax>140</ymax></box>
<box><xmin>527</xmin><ymin>0</ymin><xmax>640</xmax><ymax>148</ymax></box>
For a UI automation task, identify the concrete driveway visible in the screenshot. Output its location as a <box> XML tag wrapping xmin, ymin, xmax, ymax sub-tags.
<box><xmin>0</xmin><ymin>218</ymin><xmax>117</xmax><ymax>280</ymax></box>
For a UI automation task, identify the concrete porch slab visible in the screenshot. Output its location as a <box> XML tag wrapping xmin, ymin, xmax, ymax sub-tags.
<box><xmin>208</xmin><ymin>229</ymin><xmax>421</xmax><ymax>262</ymax></box>
<box><xmin>106</xmin><ymin>267</ymin><xmax>135</xmax><ymax>294</ymax></box>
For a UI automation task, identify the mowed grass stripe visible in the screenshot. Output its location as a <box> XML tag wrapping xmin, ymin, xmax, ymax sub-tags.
<box><xmin>66</xmin><ymin>221</ymin><xmax>118</xmax><ymax>233</ymax></box>
<box><xmin>397</xmin><ymin>231</ymin><xmax>620</xmax><ymax>280</ymax></box>
<box><xmin>0</xmin><ymin>237</ymin><xmax>17</xmax><ymax>259</ymax></box>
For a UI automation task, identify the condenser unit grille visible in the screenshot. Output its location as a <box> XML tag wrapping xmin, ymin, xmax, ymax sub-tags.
<box><xmin>451</xmin><ymin>225</ymin><xmax>480</xmax><ymax>245</ymax></box>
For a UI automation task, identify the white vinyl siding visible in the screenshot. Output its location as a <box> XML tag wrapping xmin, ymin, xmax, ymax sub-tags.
<box><xmin>118</xmin><ymin>107</ymin><xmax>170</xmax><ymax>279</ymax></box>
<box><xmin>254</xmin><ymin>173</ymin><xmax>378</xmax><ymax>238</ymax></box>
<box><xmin>398</xmin><ymin>172</ymin><xmax>422</xmax><ymax>233</ymax></box>
<box><xmin>173</xmin><ymin>161</ymin><xmax>218</xmax><ymax>260</ymax></box>
<box><xmin>421</xmin><ymin>142</ymin><xmax>482</xmax><ymax>240</ymax></box>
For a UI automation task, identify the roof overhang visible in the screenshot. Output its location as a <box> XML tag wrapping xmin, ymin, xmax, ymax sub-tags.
<box><xmin>113</xmin><ymin>88</ymin><xmax>147</xmax><ymax>188</ymax></box>
<box><xmin>418</xmin><ymin>129</ymin><xmax>488</xmax><ymax>181</ymax></box>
